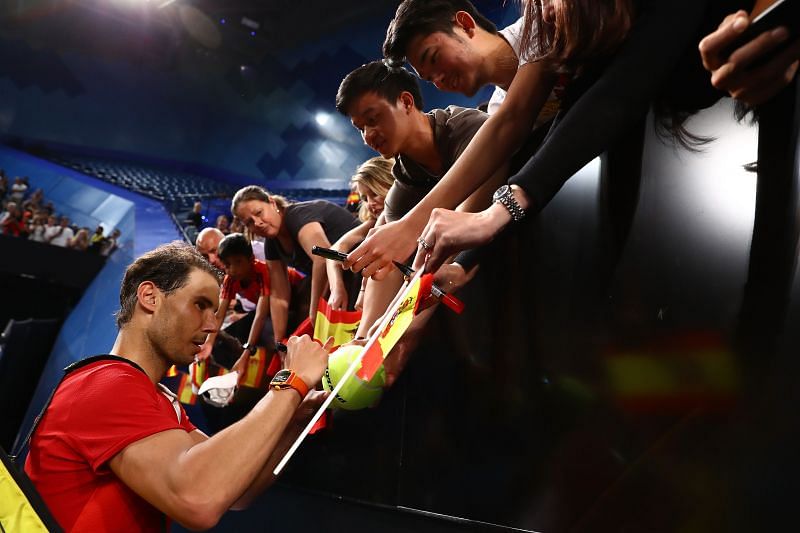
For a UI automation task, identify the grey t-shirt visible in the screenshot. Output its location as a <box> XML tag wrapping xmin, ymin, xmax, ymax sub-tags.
<box><xmin>383</xmin><ymin>105</ymin><xmax>488</xmax><ymax>222</ymax></box>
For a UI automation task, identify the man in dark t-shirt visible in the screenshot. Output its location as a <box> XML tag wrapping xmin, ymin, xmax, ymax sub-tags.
<box><xmin>334</xmin><ymin>60</ymin><xmax>508</xmax><ymax>334</ymax></box>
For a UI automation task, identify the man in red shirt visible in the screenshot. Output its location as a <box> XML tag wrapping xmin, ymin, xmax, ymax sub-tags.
<box><xmin>24</xmin><ymin>242</ymin><xmax>331</xmax><ymax>531</ymax></box>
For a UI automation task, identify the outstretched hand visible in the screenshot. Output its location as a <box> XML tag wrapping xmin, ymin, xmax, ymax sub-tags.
<box><xmin>343</xmin><ymin>220</ymin><xmax>419</xmax><ymax>281</ymax></box>
<box><xmin>412</xmin><ymin>206</ymin><xmax>510</xmax><ymax>274</ymax></box>
<box><xmin>699</xmin><ymin>9</ymin><xmax>800</xmax><ymax>106</ymax></box>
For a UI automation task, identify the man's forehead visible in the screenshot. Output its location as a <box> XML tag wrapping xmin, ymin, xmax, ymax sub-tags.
<box><xmin>349</xmin><ymin>91</ymin><xmax>389</xmax><ymax>120</ymax></box>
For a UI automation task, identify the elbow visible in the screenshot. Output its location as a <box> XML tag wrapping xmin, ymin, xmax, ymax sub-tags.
<box><xmin>171</xmin><ymin>498</ymin><xmax>226</xmax><ymax>531</ymax></box>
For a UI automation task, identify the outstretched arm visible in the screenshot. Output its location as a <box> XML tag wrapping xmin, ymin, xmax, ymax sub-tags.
<box><xmin>109</xmin><ymin>335</ymin><xmax>331</xmax><ymax>530</ymax></box>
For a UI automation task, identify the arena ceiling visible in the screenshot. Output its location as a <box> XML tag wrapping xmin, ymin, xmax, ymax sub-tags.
<box><xmin>0</xmin><ymin>0</ymin><xmax>401</xmax><ymax>67</ymax></box>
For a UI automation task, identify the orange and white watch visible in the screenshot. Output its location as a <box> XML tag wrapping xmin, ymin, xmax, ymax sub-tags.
<box><xmin>269</xmin><ymin>369</ymin><xmax>309</xmax><ymax>398</ymax></box>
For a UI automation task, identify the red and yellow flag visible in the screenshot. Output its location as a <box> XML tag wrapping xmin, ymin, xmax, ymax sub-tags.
<box><xmin>358</xmin><ymin>272</ymin><xmax>433</xmax><ymax>381</ymax></box>
<box><xmin>313</xmin><ymin>298</ymin><xmax>361</xmax><ymax>349</ymax></box>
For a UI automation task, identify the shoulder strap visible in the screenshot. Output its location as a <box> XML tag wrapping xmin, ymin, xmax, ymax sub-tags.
<box><xmin>11</xmin><ymin>355</ymin><xmax>146</xmax><ymax>462</ymax></box>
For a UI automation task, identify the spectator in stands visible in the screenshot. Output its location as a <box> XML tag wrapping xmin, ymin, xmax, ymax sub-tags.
<box><xmin>335</xmin><ymin>60</ymin><xmax>507</xmax><ymax>335</ymax></box>
<box><xmin>185</xmin><ymin>201</ymin><xmax>204</xmax><ymax>228</ymax></box>
<box><xmin>232</xmin><ymin>186</ymin><xmax>359</xmax><ymax>343</ymax></box>
<box><xmin>230</xmin><ymin>216</ymin><xmax>245</xmax><ymax>234</ymax></box>
<box><xmin>22</xmin><ymin>188</ymin><xmax>44</xmax><ymax>213</ymax></box>
<box><xmin>101</xmin><ymin>228</ymin><xmax>122</xmax><ymax>257</ymax></box>
<box><xmin>196</xmin><ymin>227</ymin><xmax>226</xmax><ymax>270</ymax></box>
<box><xmin>1</xmin><ymin>202</ymin><xmax>27</xmax><ymax>237</ymax></box>
<box><xmin>69</xmin><ymin>228</ymin><xmax>90</xmax><ymax>251</ymax></box>
<box><xmin>215</xmin><ymin>214</ymin><xmax>231</xmax><ymax>235</ymax></box>
<box><xmin>24</xmin><ymin>242</ymin><xmax>331</xmax><ymax>531</ymax></box>
<box><xmin>28</xmin><ymin>210</ymin><xmax>48</xmax><ymax>243</ymax></box>
<box><xmin>0</xmin><ymin>173</ymin><xmax>7</xmax><ymax>201</ymax></box>
<box><xmin>9</xmin><ymin>177</ymin><xmax>28</xmax><ymax>204</ymax></box>
<box><xmin>42</xmin><ymin>201</ymin><xmax>55</xmax><ymax>216</ymax></box>
<box><xmin>46</xmin><ymin>216</ymin><xmax>75</xmax><ymax>247</ymax></box>
<box><xmin>88</xmin><ymin>225</ymin><xmax>105</xmax><ymax>251</ymax></box>
<box><xmin>326</xmin><ymin>157</ymin><xmax>395</xmax><ymax>311</ymax></box>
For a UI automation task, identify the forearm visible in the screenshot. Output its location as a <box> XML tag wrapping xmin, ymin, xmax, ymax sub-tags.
<box><xmin>510</xmin><ymin>0</ymin><xmax>708</xmax><ymax>212</ymax></box>
<box><xmin>403</xmin><ymin>68</ymin><xmax>555</xmax><ymax>230</ymax></box>
<box><xmin>173</xmin><ymin>390</ymin><xmax>301</xmax><ymax>518</ymax></box>
<box><xmin>309</xmin><ymin>258</ymin><xmax>328</xmax><ymax>319</ymax></box>
<box><xmin>355</xmin><ymin>271</ymin><xmax>404</xmax><ymax>337</ymax></box>
<box><xmin>231</xmin><ymin>413</ymin><xmax>305</xmax><ymax>509</ymax></box>
<box><xmin>270</xmin><ymin>296</ymin><xmax>289</xmax><ymax>342</ymax></box>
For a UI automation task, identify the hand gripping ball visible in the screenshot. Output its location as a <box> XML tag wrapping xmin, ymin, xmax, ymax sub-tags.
<box><xmin>321</xmin><ymin>344</ymin><xmax>385</xmax><ymax>410</ymax></box>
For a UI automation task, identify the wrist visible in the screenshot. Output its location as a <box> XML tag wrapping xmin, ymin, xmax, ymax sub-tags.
<box><xmin>485</xmin><ymin>202</ymin><xmax>513</xmax><ymax>234</ymax></box>
<box><xmin>509</xmin><ymin>185</ymin><xmax>531</xmax><ymax>210</ymax></box>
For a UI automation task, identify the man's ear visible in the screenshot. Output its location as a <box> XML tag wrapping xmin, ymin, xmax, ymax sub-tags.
<box><xmin>137</xmin><ymin>281</ymin><xmax>159</xmax><ymax>314</ymax></box>
<box><xmin>398</xmin><ymin>91</ymin><xmax>416</xmax><ymax>112</ymax></box>
<box><xmin>454</xmin><ymin>11</ymin><xmax>477</xmax><ymax>37</ymax></box>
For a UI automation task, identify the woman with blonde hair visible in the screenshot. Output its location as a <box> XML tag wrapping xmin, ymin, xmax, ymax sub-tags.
<box><xmin>327</xmin><ymin>157</ymin><xmax>396</xmax><ymax>310</ymax></box>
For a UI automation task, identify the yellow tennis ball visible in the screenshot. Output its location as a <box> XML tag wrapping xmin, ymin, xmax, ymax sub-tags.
<box><xmin>321</xmin><ymin>344</ymin><xmax>385</xmax><ymax>410</ymax></box>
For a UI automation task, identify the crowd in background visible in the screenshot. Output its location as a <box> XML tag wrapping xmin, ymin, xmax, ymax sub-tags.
<box><xmin>0</xmin><ymin>169</ymin><xmax>121</xmax><ymax>256</ymax></box>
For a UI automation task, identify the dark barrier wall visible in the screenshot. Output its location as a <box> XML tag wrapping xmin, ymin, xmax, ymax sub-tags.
<box><xmin>0</xmin><ymin>235</ymin><xmax>105</xmax><ymax>289</ymax></box>
<box><xmin>196</xmin><ymin>91</ymin><xmax>799</xmax><ymax>533</ymax></box>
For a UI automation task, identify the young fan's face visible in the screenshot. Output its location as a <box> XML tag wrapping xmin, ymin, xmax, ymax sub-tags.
<box><xmin>222</xmin><ymin>254</ymin><xmax>252</xmax><ymax>281</ymax></box>
<box><xmin>348</xmin><ymin>91</ymin><xmax>411</xmax><ymax>157</ymax></box>
<box><xmin>406</xmin><ymin>31</ymin><xmax>484</xmax><ymax>96</ymax></box>
<box><xmin>356</xmin><ymin>182</ymin><xmax>385</xmax><ymax>218</ymax></box>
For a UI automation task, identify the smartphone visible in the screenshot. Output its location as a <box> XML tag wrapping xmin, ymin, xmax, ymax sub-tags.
<box><xmin>311</xmin><ymin>245</ymin><xmax>348</xmax><ymax>262</ymax></box>
<box><xmin>724</xmin><ymin>0</ymin><xmax>800</xmax><ymax>60</ymax></box>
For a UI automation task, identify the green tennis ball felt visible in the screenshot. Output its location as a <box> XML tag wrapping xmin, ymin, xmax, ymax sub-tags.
<box><xmin>321</xmin><ymin>344</ymin><xmax>385</xmax><ymax>410</ymax></box>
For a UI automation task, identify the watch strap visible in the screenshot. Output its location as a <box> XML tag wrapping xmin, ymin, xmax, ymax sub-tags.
<box><xmin>495</xmin><ymin>186</ymin><xmax>526</xmax><ymax>222</ymax></box>
<box><xmin>269</xmin><ymin>370</ymin><xmax>309</xmax><ymax>398</ymax></box>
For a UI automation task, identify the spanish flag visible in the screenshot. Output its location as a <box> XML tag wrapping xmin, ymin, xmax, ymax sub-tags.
<box><xmin>313</xmin><ymin>298</ymin><xmax>361</xmax><ymax>349</ymax></box>
<box><xmin>240</xmin><ymin>347</ymin><xmax>269</xmax><ymax>389</ymax></box>
<box><xmin>357</xmin><ymin>272</ymin><xmax>433</xmax><ymax>381</ymax></box>
<box><xmin>176</xmin><ymin>372</ymin><xmax>197</xmax><ymax>405</ymax></box>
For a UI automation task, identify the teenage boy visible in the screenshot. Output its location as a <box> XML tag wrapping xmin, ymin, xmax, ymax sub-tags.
<box><xmin>382</xmin><ymin>0</ymin><xmax>564</xmax><ymax>121</ymax></box>
<box><xmin>25</xmin><ymin>242</ymin><xmax>331</xmax><ymax>530</ymax></box>
<box><xmin>335</xmin><ymin>60</ymin><xmax>507</xmax><ymax>333</ymax></box>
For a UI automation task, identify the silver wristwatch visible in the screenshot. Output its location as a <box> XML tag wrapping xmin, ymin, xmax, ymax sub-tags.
<box><xmin>492</xmin><ymin>185</ymin><xmax>526</xmax><ymax>222</ymax></box>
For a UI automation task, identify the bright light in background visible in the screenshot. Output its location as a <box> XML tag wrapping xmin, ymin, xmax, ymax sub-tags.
<box><xmin>315</xmin><ymin>112</ymin><xmax>331</xmax><ymax>127</ymax></box>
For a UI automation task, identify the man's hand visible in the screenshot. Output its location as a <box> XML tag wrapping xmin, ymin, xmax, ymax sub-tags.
<box><xmin>343</xmin><ymin>220</ymin><xmax>419</xmax><ymax>281</ymax></box>
<box><xmin>699</xmin><ymin>10</ymin><xmax>800</xmax><ymax>106</ymax></box>
<box><xmin>283</xmin><ymin>335</ymin><xmax>334</xmax><ymax>388</ymax></box>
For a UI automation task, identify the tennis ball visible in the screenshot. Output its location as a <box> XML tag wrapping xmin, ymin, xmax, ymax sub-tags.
<box><xmin>321</xmin><ymin>344</ymin><xmax>385</xmax><ymax>410</ymax></box>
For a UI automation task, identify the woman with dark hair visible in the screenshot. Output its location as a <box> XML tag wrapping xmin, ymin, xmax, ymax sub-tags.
<box><xmin>344</xmin><ymin>0</ymin><xmax>795</xmax><ymax>279</ymax></box>
<box><xmin>231</xmin><ymin>185</ymin><xmax>359</xmax><ymax>342</ymax></box>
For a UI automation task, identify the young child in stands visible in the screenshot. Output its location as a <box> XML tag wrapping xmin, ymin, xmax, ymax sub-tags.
<box><xmin>200</xmin><ymin>233</ymin><xmax>303</xmax><ymax>380</ymax></box>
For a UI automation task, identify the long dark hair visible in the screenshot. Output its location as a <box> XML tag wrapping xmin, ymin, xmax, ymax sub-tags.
<box><xmin>520</xmin><ymin>0</ymin><xmax>710</xmax><ymax>149</ymax></box>
<box><xmin>520</xmin><ymin>0</ymin><xmax>634</xmax><ymax>72</ymax></box>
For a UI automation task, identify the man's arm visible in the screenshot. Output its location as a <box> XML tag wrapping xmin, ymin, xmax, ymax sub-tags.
<box><xmin>108</xmin><ymin>335</ymin><xmax>330</xmax><ymax>530</ymax></box>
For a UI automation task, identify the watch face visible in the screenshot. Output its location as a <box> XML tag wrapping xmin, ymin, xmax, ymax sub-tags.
<box><xmin>272</xmin><ymin>370</ymin><xmax>291</xmax><ymax>384</ymax></box>
<box><xmin>493</xmin><ymin>184</ymin><xmax>509</xmax><ymax>201</ymax></box>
